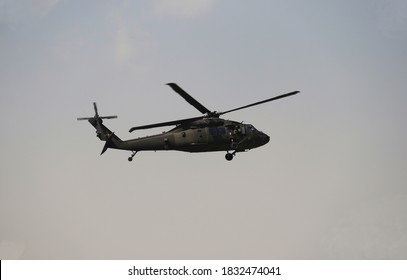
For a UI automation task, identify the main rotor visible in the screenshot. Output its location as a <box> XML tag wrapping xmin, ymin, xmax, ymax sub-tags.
<box><xmin>129</xmin><ymin>83</ymin><xmax>299</xmax><ymax>132</ymax></box>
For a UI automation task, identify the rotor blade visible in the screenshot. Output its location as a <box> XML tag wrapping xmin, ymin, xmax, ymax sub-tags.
<box><xmin>129</xmin><ymin>116</ymin><xmax>204</xmax><ymax>132</ymax></box>
<box><xmin>93</xmin><ymin>102</ymin><xmax>99</xmax><ymax>117</ymax></box>
<box><xmin>166</xmin><ymin>83</ymin><xmax>212</xmax><ymax>115</ymax></box>
<box><xmin>77</xmin><ymin>116</ymin><xmax>117</xmax><ymax>120</ymax></box>
<box><xmin>219</xmin><ymin>91</ymin><xmax>300</xmax><ymax>115</ymax></box>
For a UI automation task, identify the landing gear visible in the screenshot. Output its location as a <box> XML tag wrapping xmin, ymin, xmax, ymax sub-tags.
<box><xmin>230</xmin><ymin>136</ymin><xmax>248</xmax><ymax>150</ymax></box>
<box><xmin>225</xmin><ymin>153</ymin><xmax>234</xmax><ymax>161</ymax></box>
<box><xmin>230</xmin><ymin>141</ymin><xmax>239</xmax><ymax>150</ymax></box>
<box><xmin>128</xmin><ymin>151</ymin><xmax>137</xmax><ymax>162</ymax></box>
<box><xmin>225</xmin><ymin>150</ymin><xmax>238</xmax><ymax>161</ymax></box>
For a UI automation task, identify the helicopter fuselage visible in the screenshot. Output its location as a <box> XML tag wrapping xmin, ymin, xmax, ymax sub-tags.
<box><xmin>116</xmin><ymin>118</ymin><xmax>269</xmax><ymax>153</ymax></box>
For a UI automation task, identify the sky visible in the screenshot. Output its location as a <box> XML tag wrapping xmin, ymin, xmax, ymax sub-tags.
<box><xmin>1</xmin><ymin>0</ymin><xmax>407</xmax><ymax>259</ymax></box>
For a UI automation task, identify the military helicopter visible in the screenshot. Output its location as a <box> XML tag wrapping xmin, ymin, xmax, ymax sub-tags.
<box><xmin>78</xmin><ymin>83</ymin><xmax>299</xmax><ymax>161</ymax></box>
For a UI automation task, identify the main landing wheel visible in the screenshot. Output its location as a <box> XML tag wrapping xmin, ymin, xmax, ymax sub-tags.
<box><xmin>225</xmin><ymin>153</ymin><xmax>234</xmax><ymax>161</ymax></box>
<box><xmin>128</xmin><ymin>151</ymin><xmax>137</xmax><ymax>162</ymax></box>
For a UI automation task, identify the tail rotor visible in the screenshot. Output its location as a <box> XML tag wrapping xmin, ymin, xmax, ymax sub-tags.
<box><xmin>77</xmin><ymin>103</ymin><xmax>121</xmax><ymax>152</ymax></box>
<box><xmin>77</xmin><ymin>102</ymin><xmax>118</xmax><ymax>121</ymax></box>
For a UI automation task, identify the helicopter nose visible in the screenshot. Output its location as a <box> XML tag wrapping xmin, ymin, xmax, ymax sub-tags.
<box><xmin>257</xmin><ymin>132</ymin><xmax>269</xmax><ymax>145</ymax></box>
<box><xmin>262</xmin><ymin>133</ymin><xmax>270</xmax><ymax>144</ymax></box>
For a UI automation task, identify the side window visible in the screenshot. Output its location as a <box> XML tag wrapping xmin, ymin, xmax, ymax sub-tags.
<box><xmin>209</xmin><ymin>127</ymin><xmax>218</xmax><ymax>136</ymax></box>
<box><xmin>217</xmin><ymin>127</ymin><xmax>226</xmax><ymax>135</ymax></box>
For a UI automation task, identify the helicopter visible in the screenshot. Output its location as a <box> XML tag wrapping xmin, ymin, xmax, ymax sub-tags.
<box><xmin>78</xmin><ymin>83</ymin><xmax>299</xmax><ymax>161</ymax></box>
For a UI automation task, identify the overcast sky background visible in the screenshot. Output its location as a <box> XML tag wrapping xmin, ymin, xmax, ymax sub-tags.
<box><xmin>1</xmin><ymin>0</ymin><xmax>407</xmax><ymax>259</ymax></box>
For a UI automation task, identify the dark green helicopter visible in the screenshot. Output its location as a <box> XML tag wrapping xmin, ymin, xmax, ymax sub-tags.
<box><xmin>78</xmin><ymin>83</ymin><xmax>299</xmax><ymax>161</ymax></box>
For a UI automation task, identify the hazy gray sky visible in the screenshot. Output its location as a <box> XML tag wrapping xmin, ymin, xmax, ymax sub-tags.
<box><xmin>1</xmin><ymin>0</ymin><xmax>407</xmax><ymax>259</ymax></box>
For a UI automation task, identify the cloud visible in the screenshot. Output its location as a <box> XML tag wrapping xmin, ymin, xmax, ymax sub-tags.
<box><xmin>0</xmin><ymin>0</ymin><xmax>59</xmax><ymax>25</ymax></box>
<box><xmin>30</xmin><ymin>0</ymin><xmax>59</xmax><ymax>17</ymax></box>
<box><xmin>0</xmin><ymin>241</ymin><xmax>25</xmax><ymax>259</ymax></box>
<box><xmin>152</xmin><ymin>0</ymin><xmax>215</xmax><ymax>18</ymax></box>
<box><xmin>375</xmin><ymin>0</ymin><xmax>407</xmax><ymax>39</ymax></box>
<box><xmin>113</xmin><ymin>17</ymin><xmax>133</xmax><ymax>62</ymax></box>
<box><xmin>108</xmin><ymin>11</ymin><xmax>157</xmax><ymax>63</ymax></box>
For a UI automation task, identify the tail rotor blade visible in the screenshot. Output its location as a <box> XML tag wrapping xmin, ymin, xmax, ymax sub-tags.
<box><xmin>93</xmin><ymin>102</ymin><xmax>99</xmax><ymax>117</ymax></box>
